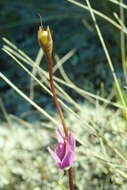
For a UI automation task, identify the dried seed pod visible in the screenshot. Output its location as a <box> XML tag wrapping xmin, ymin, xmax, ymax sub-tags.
<box><xmin>37</xmin><ymin>25</ymin><xmax>53</xmax><ymax>57</ymax></box>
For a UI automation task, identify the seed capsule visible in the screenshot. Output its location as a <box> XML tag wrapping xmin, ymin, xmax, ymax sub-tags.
<box><xmin>37</xmin><ymin>25</ymin><xmax>53</xmax><ymax>56</ymax></box>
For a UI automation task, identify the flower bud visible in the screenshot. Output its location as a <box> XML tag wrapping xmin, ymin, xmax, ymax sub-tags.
<box><xmin>47</xmin><ymin>127</ymin><xmax>76</xmax><ymax>169</ymax></box>
<box><xmin>37</xmin><ymin>25</ymin><xmax>53</xmax><ymax>56</ymax></box>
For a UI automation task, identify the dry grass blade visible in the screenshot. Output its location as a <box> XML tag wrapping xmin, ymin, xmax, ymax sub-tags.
<box><xmin>2</xmin><ymin>38</ymin><xmax>127</xmax><ymax>111</ymax></box>
<box><xmin>53</xmin><ymin>49</ymin><xmax>76</xmax><ymax>73</ymax></box>
<box><xmin>0</xmin><ymin>73</ymin><xmax>58</xmax><ymax>125</ymax></box>
<box><xmin>108</xmin><ymin>0</ymin><xmax>127</xmax><ymax>10</ymax></box>
<box><xmin>0</xmin><ymin>98</ymin><xmax>12</xmax><ymax>128</ymax></box>
<box><xmin>30</xmin><ymin>48</ymin><xmax>43</xmax><ymax>100</ymax></box>
<box><xmin>66</xmin><ymin>0</ymin><xmax>127</xmax><ymax>34</ymax></box>
<box><xmin>85</xmin><ymin>0</ymin><xmax>126</xmax><ymax>110</ymax></box>
<box><xmin>2</xmin><ymin>45</ymin><xmax>96</xmax><ymax>133</ymax></box>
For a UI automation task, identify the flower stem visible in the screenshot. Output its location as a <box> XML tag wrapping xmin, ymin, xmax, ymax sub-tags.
<box><xmin>68</xmin><ymin>168</ymin><xmax>75</xmax><ymax>190</ymax></box>
<box><xmin>46</xmin><ymin>54</ymin><xmax>68</xmax><ymax>137</ymax></box>
<box><xmin>46</xmin><ymin>54</ymin><xmax>74</xmax><ymax>190</ymax></box>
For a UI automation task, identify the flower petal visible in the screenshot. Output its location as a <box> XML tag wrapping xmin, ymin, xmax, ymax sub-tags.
<box><xmin>60</xmin><ymin>133</ymin><xmax>76</xmax><ymax>169</ymax></box>
<box><xmin>60</xmin><ymin>146</ymin><xmax>75</xmax><ymax>169</ymax></box>
<box><xmin>56</xmin><ymin>127</ymin><xmax>64</xmax><ymax>143</ymax></box>
<box><xmin>47</xmin><ymin>147</ymin><xmax>61</xmax><ymax>166</ymax></box>
<box><xmin>68</xmin><ymin>132</ymin><xmax>75</xmax><ymax>151</ymax></box>
<box><xmin>48</xmin><ymin>130</ymin><xmax>76</xmax><ymax>170</ymax></box>
<box><xmin>55</xmin><ymin>143</ymin><xmax>65</xmax><ymax>160</ymax></box>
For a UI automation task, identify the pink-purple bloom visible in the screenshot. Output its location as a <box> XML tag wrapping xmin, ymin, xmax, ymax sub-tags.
<box><xmin>48</xmin><ymin>127</ymin><xmax>76</xmax><ymax>169</ymax></box>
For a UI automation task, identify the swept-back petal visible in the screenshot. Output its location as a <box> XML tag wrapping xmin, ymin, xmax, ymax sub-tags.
<box><xmin>48</xmin><ymin>130</ymin><xmax>76</xmax><ymax>170</ymax></box>
<box><xmin>55</xmin><ymin>143</ymin><xmax>65</xmax><ymax>160</ymax></box>
<box><xmin>47</xmin><ymin>147</ymin><xmax>61</xmax><ymax>166</ymax></box>
<box><xmin>56</xmin><ymin>127</ymin><xmax>64</xmax><ymax>143</ymax></box>
<box><xmin>68</xmin><ymin>132</ymin><xmax>75</xmax><ymax>151</ymax></box>
<box><xmin>60</xmin><ymin>133</ymin><xmax>76</xmax><ymax>169</ymax></box>
<box><xmin>60</xmin><ymin>145</ymin><xmax>75</xmax><ymax>169</ymax></box>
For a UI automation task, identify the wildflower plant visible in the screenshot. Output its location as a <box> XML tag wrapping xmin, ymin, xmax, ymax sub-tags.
<box><xmin>37</xmin><ymin>18</ymin><xmax>76</xmax><ymax>190</ymax></box>
<box><xmin>48</xmin><ymin>127</ymin><xmax>75</xmax><ymax>169</ymax></box>
<box><xmin>1</xmin><ymin>0</ymin><xmax>127</xmax><ymax>189</ymax></box>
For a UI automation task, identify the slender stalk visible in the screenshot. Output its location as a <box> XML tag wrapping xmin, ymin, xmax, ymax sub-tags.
<box><xmin>68</xmin><ymin>168</ymin><xmax>75</xmax><ymax>190</ymax></box>
<box><xmin>46</xmin><ymin>53</ymin><xmax>74</xmax><ymax>190</ymax></box>
<box><xmin>46</xmin><ymin>54</ymin><xmax>68</xmax><ymax>137</ymax></box>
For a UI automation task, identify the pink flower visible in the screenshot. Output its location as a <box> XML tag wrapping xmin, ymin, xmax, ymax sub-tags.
<box><xmin>47</xmin><ymin>127</ymin><xmax>76</xmax><ymax>169</ymax></box>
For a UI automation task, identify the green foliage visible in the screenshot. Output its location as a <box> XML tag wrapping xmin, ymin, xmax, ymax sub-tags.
<box><xmin>113</xmin><ymin>78</ymin><xmax>127</xmax><ymax>121</ymax></box>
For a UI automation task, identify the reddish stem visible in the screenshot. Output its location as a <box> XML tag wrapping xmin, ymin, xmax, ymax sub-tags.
<box><xmin>46</xmin><ymin>54</ymin><xmax>68</xmax><ymax>137</ymax></box>
<box><xmin>46</xmin><ymin>53</ymin><xmax>74</xmax><ymax>190</ymax></box>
